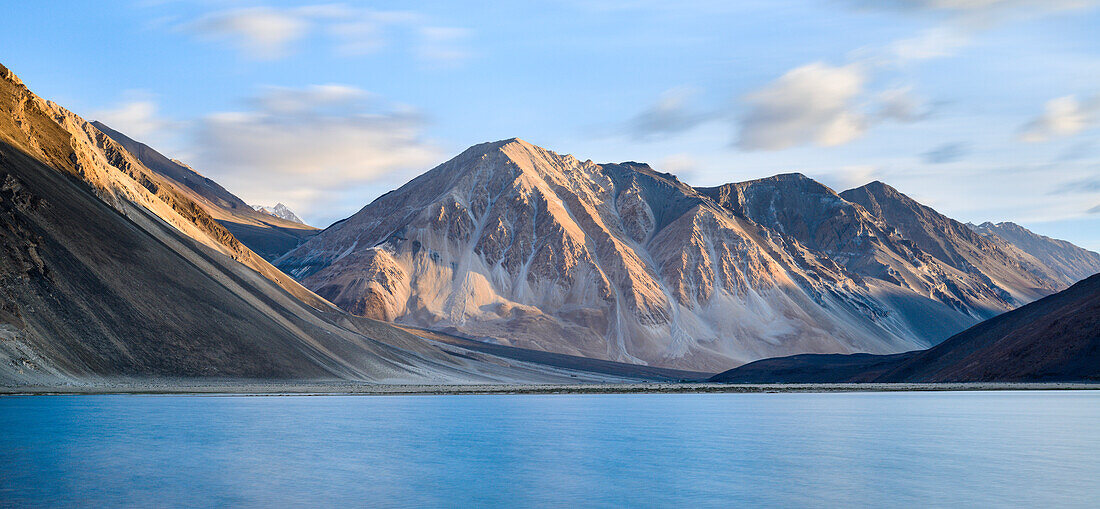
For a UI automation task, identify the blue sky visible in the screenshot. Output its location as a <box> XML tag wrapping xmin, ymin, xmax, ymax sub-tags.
<box><xmin>1</xmin><ymin>0</ymin><xmax>1098</xmax><ymax>249</ymax></box>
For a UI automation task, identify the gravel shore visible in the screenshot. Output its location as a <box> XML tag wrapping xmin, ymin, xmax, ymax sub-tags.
<box><xmin>2</xmin><ymin>381</ymin><xmax>1097</xmax><ymax>396</ymax></box>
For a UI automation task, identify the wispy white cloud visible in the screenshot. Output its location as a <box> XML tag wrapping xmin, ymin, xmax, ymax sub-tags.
<box><xmin>1018</xmin><ymin>94</ymin><xmax>1100</xmax><ymax>142</ymax></box>
<box><xmin>188</xmin><ymin>7</ymin><xmax>308</xmax><ymax>60</ymax></box>
<box><xmin>250</xmin><ymin>84</ymin><xmax>370</xmax><ymax>114</ymax></box>
<box><xmin>417</xmin><ymin>26</ymin><xmax>473</xmax><ymax>66</ymax></box>
<box><xmin>876</xmin><ymin>86</ymin><xmax>929</xmax><ymax>122</ymax></box>
<box><xmin>885</xmin><ymin>27</ymin><xmax>972</xmax><ymax>62</ymax></box>
<box><xmin>182</xmin><ymin>4</ymin><xmax>471</xmax><ymax>65</ymax></box>
<box><xmin>91</xmin><ymin>91</ymin><xmax>183</xmax><ymax>154</ymax></box>
<box><xmin>627</xmin><ymin>87</ymin><xmax>712</xmax><ymax>139</ymax></box>
<box><xmin>736</xmin><ymin>63</ymin><xmax>868</xmax><ymax>150</ymax></box>
<box><xmin>922</xmin><ymin>141</ymin><xmax>970</xmax><ymax>163</ymax></box>
<box><xmin>192</xmin><ymin>85</ymin><xmax>441</xmax><ymax>218</ymax></box>
<box><xmin>623</xmin><ymin>0</ymin><xmax>1093</xmax><ymax>152</ymax></box>
<box><xmin>627</xmin><ymin>64</ymin><xmax>930</xmax><ymax>151</ymax></box>
<box><xmin>305</xmin><ymin>6</ymin><xmax>424</xmax><ymax>57</ymax></box>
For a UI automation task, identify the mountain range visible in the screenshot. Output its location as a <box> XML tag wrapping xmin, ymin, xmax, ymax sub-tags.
<box><xmin>2</xmin><ymin>60</ymin><xmax>1097</xmax><ymax>384</ymax></box>
<box><xmin>2</xmin><ymin>63</ymin><xmax>701</xmax><ymax>385</ymax></box>
<box><xmin>276</xmin><ymin>138</ymin><xmax>1099</xmax><ymax>371</ymax></box>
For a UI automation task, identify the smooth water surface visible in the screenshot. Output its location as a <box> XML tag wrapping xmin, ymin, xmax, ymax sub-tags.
<box><xmin>1</xmin><ymin>391</ymin><xmax>1098</xmax><ymax>507</ymax></box>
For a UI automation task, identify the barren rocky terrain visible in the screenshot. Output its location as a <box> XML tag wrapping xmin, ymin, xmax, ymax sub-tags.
<box><xmin>278</xmin><ymin>138</ymin><xmax>1096</xmax><ymax>371</ymax></box>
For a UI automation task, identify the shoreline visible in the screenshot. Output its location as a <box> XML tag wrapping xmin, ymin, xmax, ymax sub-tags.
<box><xmin>2</xmin><ymin>381</ymin><xmax>1098</xmax><ymax>396</ymax></box>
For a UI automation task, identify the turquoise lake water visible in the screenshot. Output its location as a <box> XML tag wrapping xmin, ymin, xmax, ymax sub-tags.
<box><xmin>1</xmin><ymin>391</ymin><xmax>1098</xmax><ymax>507</ymax></box>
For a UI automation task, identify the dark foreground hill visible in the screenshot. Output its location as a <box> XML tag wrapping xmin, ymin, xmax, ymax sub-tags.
<box><xmin>711</xmin><ymin>272</ymin><xmax>1100</xmax><ymax>383</ymax></box>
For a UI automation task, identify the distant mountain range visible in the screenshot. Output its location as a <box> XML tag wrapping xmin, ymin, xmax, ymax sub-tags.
<box><xmin>252</xmin><ymin>203</ymin><xmax>306</xmax><ymax>225</ymax></box>
<box><xmin>710</xmin><ymin>272</ymin><xmax>1100</xmax><ymax>382</ymax></box>
<box><xmin>277</xmin><ymin>138</ymin><xmax>1100</xmax><ymax>371</ymax></box>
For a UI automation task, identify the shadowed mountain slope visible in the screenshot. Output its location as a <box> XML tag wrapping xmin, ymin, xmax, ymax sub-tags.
<box><xmin>968</xmin><ymin>221</ymin><xmax>1100</xmax><ymax>285</ymax></box>
<box><xmin>840</xmin><ymin>181</ymin><xmax>1059</xmax><ymax>304</ymax></box>
<box><xmin>701</xmin><ymin>175</ymin><xmax>1004</xmax><ymax>339</ymax></box>
<box><xmin>704</xmin><ymin>175</ymin><xmax>1066</xmax><ymax>320</ymax></box>
<box><xmin>710</xmin><ymin>272</ymin><xmax>1100</xmax><ymax>383</ymax></box>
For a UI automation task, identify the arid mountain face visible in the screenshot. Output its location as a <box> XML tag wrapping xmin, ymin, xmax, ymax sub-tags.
<box><xmin>705</xmin><ymin>176</ymin><xmax>1064</xmax><ymax>314</ymax></box>
<box><xmin>968</xmin><ymin>221</ymin><xmax>1100</xmax><ymax>285</ymax></box>
<box><xmin>277</xmin><ymin>139</ymin><xmax>1090</xmax><ymax>371</ymax></box>
<box><xmin>840</xmin><ymin>182</ymin><xmax>1061</xmax><ymax>302</ymax></box>
<box><xmin>2</xmin><ymin>88</ymin><xmax>327</xmax><ymax>310</ymax></box>
<box><xmin>90</xmin><ymin>122</ymin><xmax>317</xmax><ymax>260</ymax></box>
<box><xmin>704</xmin><ymin>177</ymin><xmax>1016</xmax><ymax>322</ymax></box>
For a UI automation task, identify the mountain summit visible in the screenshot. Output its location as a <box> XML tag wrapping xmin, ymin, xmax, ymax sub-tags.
<box><xmin>253</xmin><ymin>203</ymin><xmax>306</xmax><ymax>225</ymax></box>
<box><xmin>277</xmin><ymin>139</ymin><xmax>1092</xmax><ymax>371</ymax></box>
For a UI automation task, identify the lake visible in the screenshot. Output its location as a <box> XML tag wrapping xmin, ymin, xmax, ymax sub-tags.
<box><xmin>1</xmin><ymin>391</ymin><xmax>1097</xmax><ymax>507</ymax></box>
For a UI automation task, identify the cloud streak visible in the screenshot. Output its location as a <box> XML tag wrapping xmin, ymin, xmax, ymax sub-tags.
<box><xmin>885</xmin><ymin>28</ymin><xmax>972</xmax><ymax>62</ymax></box>
<box><xmin>192</xmin><ymin>85</ymin><xmax>441</xmax><ymax>218</ymax></box>
<box><xmin>92</xmin><ymin>92</ymin><xmax>184</xmax><ymax>155</ymax></box>
<box><xmin>1018</xmin><ymin>94</ymin><xmax>1100</xmax><ymax>142</ymax></box>
<box><xmin>849</xmin><ymin>0</ymin><xmax>1100</xmax><ymax>21</ymax></box>
<box><xmin>923</xmin><ymin>142</ymin><xmax>970</xmax><ymax>163</ymax></box>
<box><xmin>737</xmin><ymin>63</ymin><xmax>868</xmax><ymax>150</ymax></box>
<box><xmin>184</xmin><ymin>4</ymin><xmax>471</xmax><ymax>65</ymax></box>
<box><xmin>627</xmin><ymin>63</ymin><xmax>931</xmax><ymax>151</ymax></box>
<box><xmin>627</xmin><ymin>88</ymin><xmax>712</xmax><ymax>139</ymax></box>
<box><xmin>188</xmin><ymin>7</ymin><xmax>307</xmax><ymax>60</ymax></box>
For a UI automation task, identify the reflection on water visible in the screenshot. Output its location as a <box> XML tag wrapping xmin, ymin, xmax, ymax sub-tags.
<box><xmin>1</xmin><ymin>391</ymin><xmax>1098</xmax><ymax>507</ymax></box>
